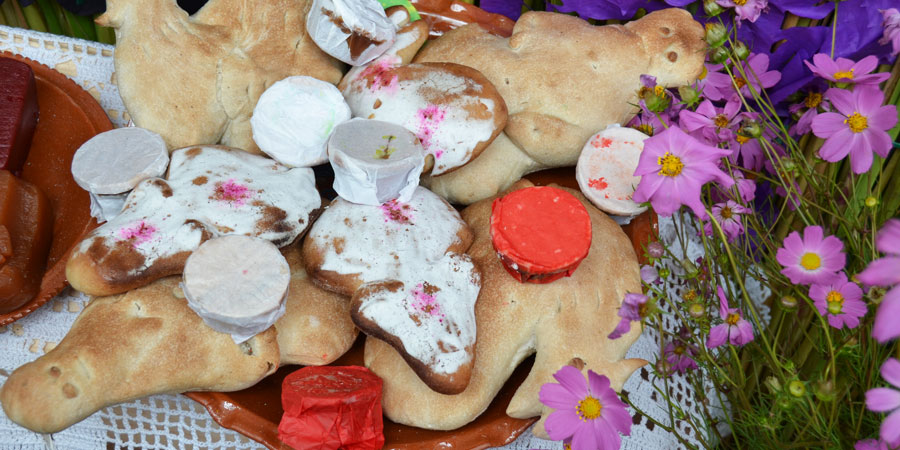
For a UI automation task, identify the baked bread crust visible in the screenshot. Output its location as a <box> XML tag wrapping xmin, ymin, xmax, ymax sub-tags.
<box><xmin>364</xmin><ymin>180</ymin><xmax>646</xmax><ymax>434</ymax></box>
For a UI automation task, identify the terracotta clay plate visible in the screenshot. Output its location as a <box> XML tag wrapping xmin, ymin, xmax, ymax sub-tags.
<box><xmin>0</xmin><ymin>52</ymin><xmax>109</xmax><ymax>326</ymax></box>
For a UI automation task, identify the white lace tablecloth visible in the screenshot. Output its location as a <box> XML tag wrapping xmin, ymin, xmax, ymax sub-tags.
<box><xmin>0</xmin><ymin>25</ymin><xmax>768</xmax><ymax>450</ymax></box>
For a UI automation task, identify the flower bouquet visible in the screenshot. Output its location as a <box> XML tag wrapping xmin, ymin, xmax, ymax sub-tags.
<box><xmin>469</xmin><ymin>0</ymin><xmax>900</xmax><ymax>449</ymax></box>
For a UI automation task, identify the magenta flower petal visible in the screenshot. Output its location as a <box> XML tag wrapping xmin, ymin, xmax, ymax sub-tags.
<box><xmin>811</xmin><ymin>112</ymin><xmax>849</xmax><ymax>139</ymax></box>
<box><xmin>817</xmin><ymin>129</ymin><xmax>854</xmax><ymax>162</ymax></box>
<box><xmin>881</xmin><ymin>410</ymin><xmax>900</xmax><ymax>444</ymax></box>
<box><xmin>592</xmin><ymin>418</ymin><xmax>622</xmax><ymax>450</ymax></box>
<box><xmin>588</xmin><ymin>369</ymin><xmax>611</xmax><ymax>397</ymax></box>
<box><xmin>873</xmin><ymin>288</ymin><xmax>900</xmax><ymax>343</ymax></box>
<box><xmin>545</xmin><ymin>408</ymin><xmax>582</xmax><ymax>440</ymax></box>
<box><xmin>868</xmin><ymin>387</ymin><xmax>900</xmax><ymax>412</ymax></box>
<box><xmin>859</xmin><ymin>257</ymin><xmax>900</xmax><ymax>287</ymax></box>
<box><xmin>553</xmin><ymin>365</ymin><xmax>589</xmax><ymax>399</ymax></box>
<box><xmin>607</xmin><ymin>317</ymin><xmax>633</xmax><ymax>340</ymax></box>
<box><xmin>826</xmin><ymin>88</ymin><xmax>856</xmax><ymax>115</ymax></box>
<box><xmin>571</xmin><ymin>422</ymin><xmax>599</xmax><ymax>450</ymax></box>
<box><xmin>870</xmin><ymin>106</ymin><xmax>900</xmax><ymax>133</ymax></box>
<box><xmin>707</xmin><ymin>324</ymin><xmax>729</xmax><ymax>348</ymax></box>
<box><xmin>881</xmin><ymin>358</ymin><xmax>900</xmax><ymax>388</ymax></box>
<box><xmin>540</xmin><ymin>383</ymin><xmax>582</xmax><ymax>409</ymax></box>
<box><xmin>877</xmin><ymin>220</ymin><xmax>900</xmax><ymax>255</ymax></box>
<box><xmin>733</xmin><ymin>319</ymin><xmax>755</xmax><ymax>345</ymax></box>
<box><xmin>849</xmin><ymin>137</ymin><xmax>876</xmax><ymax>174</ymax></box>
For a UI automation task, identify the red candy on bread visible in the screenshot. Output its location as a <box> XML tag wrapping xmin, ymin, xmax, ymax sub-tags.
<box><xmin>490</xmin><ymin>186</ymin><xmax>592</xmax><ymax>283</ymax></box>
<box><xmin>0</xmin><ymin>57</ymin><xmax>40</xmax><ymax>175</ymax></box>
<box><xmin>279</xmin><ymin>366</ymin><xmax>384</xmax><ymax>450</ymax></box>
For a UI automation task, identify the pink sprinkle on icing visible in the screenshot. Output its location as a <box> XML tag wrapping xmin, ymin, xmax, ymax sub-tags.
<box><xmin>214</xmin><ymin>179</ymin><xmax>253</xmax><ymax>206</ymax></box>
<box><xmin>414</xmin><ymin>105</ymin><xmax>447</xmax><ymax>153</ymax></box>
<box><xmin>118</xmin><ymin>221</ymin><xmax>157</xmax><ymax>247</ymax></box>
<box><xmin>358</xmin><ymin>58</ymin><xmax>400</xmax><ymax>95</ymax></box>
<box><xmin>434</xmin><ymin>149</ymin><xmax>444</xmax><ymax>159</ymax></box>
<box><xmin>411</xmin><ymin>283</ymin><xmax>444</xmax><ymax>321</ymax></box>
<box><xmin>380</xmin><ymin>199</ymin><xmax>414</xmax><ymax>225</ymax></box>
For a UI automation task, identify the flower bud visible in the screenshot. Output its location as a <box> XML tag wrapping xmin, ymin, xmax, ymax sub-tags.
<box><xmin>678</xmin><ymin>85</ymin><xmax>701</xmax><ymax>107</ymax></box>
<box><xmin>704</xmin><ymin>23</ymin><xmax>728</xmax><ymax>48</ymax></box>
<box><xmin>740</xmin><ymin>119</ymin><xmax>763</xmax><ymax>139</ymax></box>
<box><xmin>647</xmin><ymin>241</ymin><xmax>665</xmax><ymax>259</ymax></box>
<box><xmin>788</xmin><ymin>380</ymin><xmax>806</xmax><ymax>397</ymax></box>
<box><xmin>642</xmin><ymin>86</ymin><xmax>671</xmax><ymax>113</ymax></box>
<box><xmin>764</xmin><ymin>376</ymin><xmax>782</xmax><ymax>394</ymax></box>
<box><xmin>681</xmin><ymin>258</ymin><xmax>700</xmax><ymax>278</ymax></box>
<box><xmin>703</xmin><ymin>0</ymin><xmax>725</xmax><ymax>17</ymax></box>
<box><xmin>780</xmin><ymin>159</ymin><xmax>796</xmax><ymax>173</ymax></box>
<box><xmin>780</xmin><ymin>295</ymin><xmax>798</xmax><ymax>310</ymax></box>
<box><xmin>732</xmin><ymin>40</ymin><xmax>750</xmax><ymax>61</ymax></box>
<box><xmin>688</xmin><ymin>303</ymin><xmax>706</xmax><ymax>318</ymax></box>
<box><xmin>865</xmin><ymin>196</ymin><xmax>878</xmax><ymax>208</ymax></box>
<box><xmin>709</xmin><ymin>46</ymin><xmax>730</xmax><ymax>65</ymax></box>
<box><xmin>814</xmin><ymin>379</ymin><xmax>836</xmax><ymax>402</ymax></box>
<box><xmin>658</xmin><ymin>267</ymin><xmax>671</xmax><ymax>279</ymax></box>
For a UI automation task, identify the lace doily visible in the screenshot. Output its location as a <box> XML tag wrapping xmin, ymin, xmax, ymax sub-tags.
<box><xmin>0</xmin><ymin>25</ymin><xmax>769</xmax><ymax>450</ymax></box>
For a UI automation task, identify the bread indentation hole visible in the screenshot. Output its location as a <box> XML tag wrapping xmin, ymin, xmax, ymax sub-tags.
<box><xmin>660</xmin><ymin>27</ymin><xmax>672</xmax><ymax>37</ymax></box>
<box><xmin>133</xmin><ymin>301</ymin><xmax>145</xmax><ymax>316</ymax></box>
<box><xmin>239</xmin><ymin>341</ymin><xmax>254</xmax><ymax>356</ymax></box>
<box><xmin>373</xmin><ymin>99</ymin><xmax>382</xmax><ymax>109</ymax></box>
<box><xmin>668</xmin><ymin>52</ymin><xmax>678</xmax><ymax>62</ymax></box>
<box><xmin>568</xmin><ymin>357</ymin><xmax>585</xmax><ymax>370</ymax></box>
<box><xmin>63</xmin><ymin>383</ymin><xmax>79</xmax><ymax>398</ymax></box>
<box><xmin>49</xmin><ymin>366</ymin><xmax>61</xmax><ymax>377</ymax></box>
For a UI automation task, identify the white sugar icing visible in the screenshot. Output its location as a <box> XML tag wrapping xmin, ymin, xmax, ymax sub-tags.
<box><xmin>342</xmin><ymin>63</ymin><xmax>500</xmax><ymax>175</ymax></box>
<box><xmin>71</xmin><ymin>127</ymin><xmax>169</xmax><ymax>195</ymax></box>
<box><xmin>327</xmin><ymin>118</ymin><xmax>425</xmax><ymax>205</ymax></box>
<box><xmin>306</xmin><ymin>0</ymin><xmax>396</xmax><ymax>66</ymax></box>
<box><xmin>73</xmin><ymin>146</ymin><xmax>320</xmax><ymax>276</ymax></box>
<box><xmin>251</xmin><ymin>76</ymin><xmax>351</xmax><ymax>168</ymax></box>
<box><xmin>183</xmin><ymin>235</ymin><xmax>290</xmax><ymax>343</ymax></box>
<box><xmin>575</xmin><ymin>126</ymin><xmax>649</xmax><ymax>216</ymax></box>
<box><xmin>355</xmin><ymin>253</ymin><xmax>479</xmax><ymax>375</ymax></box>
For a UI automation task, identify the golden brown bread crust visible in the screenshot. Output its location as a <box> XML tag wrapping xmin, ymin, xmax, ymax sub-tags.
<box><xmin>364</xmin><ymin>180</ymin><xmax>646</xmax><ymax>433</ymax></box>
<box><xmin>276</xmin><ymin>241</ymin><xmax>358</xmax><ymax>366</ymax></box>
<box><xmin>97</xmin><ymin>0</ymin><xmax>344</xmax><ymax>153</ymax></box>
<box><xmin>0</xmin><ymin>277</ymin><xmax>280</xmax><ymax>433</ymax></box>
<box><xmin>415</xmin><ymin>9</ymin><xmax>706</xmax><ymax>203</ymax></box>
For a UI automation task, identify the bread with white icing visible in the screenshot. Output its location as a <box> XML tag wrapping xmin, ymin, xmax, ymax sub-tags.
<box><xmin>66</xmin><ymin>146</ymin><xmax>320</xmax><ymax>297</ymax></box>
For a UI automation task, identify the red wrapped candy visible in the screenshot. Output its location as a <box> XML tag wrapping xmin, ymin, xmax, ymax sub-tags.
<box><xmin>490</xmin><ymin>186</ymin><xmax>592</xmax><ymax>284</ymax></box>
<box><xmin>279</xmin><ymin>365</ymin><xmax>384</xmax><ymax>450</ymax></box>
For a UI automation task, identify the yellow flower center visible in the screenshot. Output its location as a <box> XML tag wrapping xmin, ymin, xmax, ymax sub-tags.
<box><xmin>657</xmin><ymin>152</ymin><xmax>684</xmax><ymax>177</ymax></box>
<box><xmin>654</xmin><ymin>85</ymin><xmax>666</xmax><ymax>97</ymax></box>
<box><xmin>638</xmin><ymin>303</ymin><xmax>649</xmax><ymax>318</ymax></box>
<box><xmin>736</xmin><ymin>134</ymin><xmax>750</xmax><ymax>145</ymax></box>
<box><xmin>734</xmin><ymin>0</ymin><xmax>747</xmax><ymax>5</ymax></box>
<box><xmin>833</xmin><ymin>69</ymin><xmax>854</xmax><ymax>80</ymax></box>
<box><xmin>683</xmin><ymin>289</ymin><xmax>698</xmax><ymax>302</ymax></box>
<box><xmin>577</xmin><ymin>396</ymin><xmax>603</xmax><ymax>421</ymax></box>
<box><xmin>826</xmin><ymin>290</ymin><xmax>844</xmax><ymax>315</ymax></box>
<box><xmin>634</xmin><ymin>124</ymin><xmax>655</xmax><ymax>136</ymax></box>
<box><xmin>844</xmin><ymin>112</ymin><xmax>868</xmax><ymax>133</ymax></box>
<box><xmin>734</xmin><ymin>77</ymin><xmax>747</xmax><ymax>89</ymax></box>
<box><xmin>805</xmin><ymin>92</ymin><xmax>822</xmax><ymax>109</ymax></box>
<box><xmin>726</xmin><ymin>313</ymin><xmax>741</xmax><ymax>325</ymax></box>
<box><xmin>800</xmin><ymin>252</ymin><xmax>821</xmax><ymax>271</ymax></box>
<box><xmin>720</xmin><ymin>206</ymin><xmax>733</xmax><ymax>219</ymax></box>
<box><xmin>714</xmin><ymin>114</ymin><xmax>730</xmax><ymax>128</ymax></box>
<box><xmin>698</xmin><ymin>65</ymin><xmax>708</xmax><ymax>81</ymax></box>
<box><xmin>564</xmin><ymin>444</ymin><xmax>572</xmax><ymax>450</ymax></box>
<box><xmin>674</xmin><ymin>345</ymin><xmax>686</xmax><ymax>355</ymax></box>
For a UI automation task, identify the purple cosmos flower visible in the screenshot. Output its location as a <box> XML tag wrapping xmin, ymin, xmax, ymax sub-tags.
<box><xmin>632</xmin><ymin>127</ymin><xmax>734</xmax><ymax>220</ymax></box>
<box><xmin>858</xmin><ymin>219</ymin><xmax>900</xmax><ymax>342</ymax></box>
<box><xmin>805</xmin><ymin>54</ymin><xmax>891</xmax><ymax>86</ymax></box>
<box><xmin>704</xmin><ymin>53</ymin><xmax>782</xmax><ymax>102</ymax></box>
<box><xmin>640</xmin><ymin>265</ymin><xmax>659</xmax><ymax>284</ymax></box>
<box><xmin>539</xmin><ymin>366</ymin><xmax>632</xmax><ymax>450</ymax></box>
<box><xmin>608</xmin><ymin>293</ymin><xmax>648</xmax><ymax>340</ymax></box>
<box><xmin>879</xmin><ymin>8</ymin><xmax>900</xmax><ymax>56</ymax></box>
<box><xmin>855</xmin><ymin>438</ymin><xmax>899</xmax><ymax>450</ymax></box>
<box><xmin>811</xmin><ymin>87</ymin><xmax>898</xmax><ymax>174</ymax></box>
<box><xmin>663</xmin><ymin>341</ymin><xmax>699</xmax><ymax>374</ymax></box>
<box><xmin>866</xmin><ymin>358</ymin><xmax>900</xmax><ymax>445</ymax></box>
<box><xmin>716</xmin><ymin>0</ymin><xmax>768</xmax><ymax>23</ymax></box>
<box><xmin>809</xmin><ymin>272</ymin><xmax>867</xmax><ymax>329</ymax></box>
<box><xmin>776</xmin><ymin>225</ymin><xmax>846</xmax><ymax>285</ymax></box>
<box><xmin>679</xmin><ymin>100</ymin><xmax>742</xmax><ymax>144</ymax></box>
<box><xmin>733</xmin><ymin>170</ymin><xmax>757</xmax><ymax>203</ymax></box>
<box><xmin>707</xmin><ymin>286</ymin><xmax>754</xmax><ymax>348</ymax></box>
<box><xmin>788</xmin><ymin>87</ymin><xmax>829</xmax><ymax>136</ymax></box>
<box><xmin>704</xmin><ymin>201</ymin><xmax>751</xmax><ymax>242</ymax></box>
<box><xmin>627</xmin><ymin>109</ymin><xmax>673</xmax><ymax>138</ymax></box>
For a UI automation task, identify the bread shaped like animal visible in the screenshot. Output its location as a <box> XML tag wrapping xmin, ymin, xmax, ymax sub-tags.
<box><xmin>96</xmin><ymin>0</ymin><xmax>343</xmax><ymax>153</ymax></box>
<box><xmin>414</xmin><ymin>9</ymin><xmax>705</xmax><ymax>204</ymax></box>
<box><xmin>363</xmin><ymin>180</ymin><xmax>646</xmax><ymax>435</ymax></box>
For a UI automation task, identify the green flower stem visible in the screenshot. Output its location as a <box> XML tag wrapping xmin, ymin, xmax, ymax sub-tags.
<box><xmin>62</xmin><ymin>9</ymin><xmax>96</xmax><ymax>41</ymax></box>
<box><xmin>1</xmin><ymin>0</ymin><xmax>23</xmax><ymax>28</ymax></box>
<box><xmin>34</xmin><ymin>0</ymin><xmax>63</xmax><ymax>36</ymax></box>
<box><xmin>21</xmin><ymin>4</ymin><xmax>46</xmax><ymax>32</ymax></box>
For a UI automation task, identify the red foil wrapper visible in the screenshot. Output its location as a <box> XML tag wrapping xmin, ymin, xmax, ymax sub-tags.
<box><xmin>279</xmin><ymin>365</ymin><xmax>384</xmax><ymax>450</ymax></box>
<box><xmin>490</xmin><ymin>186</ymin><xmax>592</xmax><ymax>284</ymax></box>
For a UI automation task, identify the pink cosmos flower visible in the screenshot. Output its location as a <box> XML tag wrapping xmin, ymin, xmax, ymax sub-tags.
<box><xmin>809</xmin><ymin>272</ymin><xmax>866</xmax><ymax>330</ymax></box>
<box><xmin>811</xmin><ymin>87</ymin><xmax>898</xmax><ymax>174</ymax></box>
<box><xmin>715</xmin><ymin>0</ymin><xmax>767</xmax><ymax>23</ymax></box>
<box><xmin>855</xmin><ymin>437</ymin><xmax>899</xmax><ymax>450</ymax></box>
<box><xmin>703</xmin><ymin>200</ymin><xmax>751</xmax><ymax>242</ymax></box>
<box><xmin>788</xmin><ymin>89</ymin><xmax>829</xmax><ymax>136</ymax></box>
<box><xmin>880</xmin><ymin>9</ymin><xmax>900</xmax><ymax>56</ymax></box>
<box><xmin>805</xmin><ymin>54</ymin><xmax>891</xmax><ymax>86</ymax></box>
<box><xmin>704</xmin><ymin>53</ymin><xmax>781</xmax><ymax>102</ymax></box>
<box><xmin>679</xmin><ymin>99</ymin><xmax>742</xmax><ymax>144</ymax></box>
<box><xmin>640</xmin><ymin>265</ymin><xmax>659</xmax><ymax>284</ymax></box>
<box><xmin>866</xmin><ymin>358</ymin><xmax>900</xmax><ymax>445</ymax></box>
<box><xmin>776</xmin><ymin>225</ymin><xmax>846</xmax><ymax>285</ymax></box>
<box><xmin>663</xmin><ymin>341</ymin><xmax>698</xmax><ymax>374</ymax></box>
<box><xmin>858</xmin><ymin>219</ymin><xmax>900</xmax><ymax>342</ymax></box>
<box><xmin>539</xmin><ymin>366</ymin><xmax>632</xmax><ymax>450</ymax></box>
<box><xmin>627</xmin><ymin>108</ymin><xmax>675</xmax><ymax>138</ymax></box>
<box><xmin>632</xmin><ymin>127</ymin><xmax>734</xmax><ymax>220</ymax></box>
<box><xmin>608</xmin><ymin>293</ymin><xmax>648</xmax><ymax>340</ymax></box>
<box><xmin>707</xmin><ymin>286</ymin><xmax>754</xmax><ymax>348</ymax></box>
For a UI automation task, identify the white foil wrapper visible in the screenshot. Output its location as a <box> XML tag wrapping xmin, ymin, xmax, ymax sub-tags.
<box><xmin>183</xmin><ymin>282</ymin><xmax>288</xmax><ymax>344</ymax></box>
<box><xmin>89</xmin><ymin>192</ymin><xmax>128</xmax><ymax>223</ymax></box>
<box><xmin>72</xmin><ymin>127</ymin><xmax>169</xmax><ymax>195</ymax></box>
<box><xmin>306</xmin><ymin>0</ymin><xmax>396</xmax><ymax>66</ymax></box>
<box><xmin>328</xmin><ymin>118</ymin><xmax>425</xmax><ymax>205</ymax></box>
<box><xmin>251</xmin><ymin>76</ymin><xmax>351</xmax><ymax>167</ymax></box>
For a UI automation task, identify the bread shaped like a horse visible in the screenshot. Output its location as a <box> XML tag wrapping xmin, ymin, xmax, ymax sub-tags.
<box><xmin>414</xmin><ymin>9</ymin><xmax>705</xmax><ymax>204</ymax></box>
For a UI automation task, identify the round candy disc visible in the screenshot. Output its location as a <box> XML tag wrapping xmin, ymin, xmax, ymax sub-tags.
<box><xmin>575</xmin><ymin>126</ymin><xmax>649</xmax><ymax>217</ymax></box>
<box><xmin>71</xmin><ymin>127</ymin><xmax>169</xmax><ymax>195</ymax></box>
